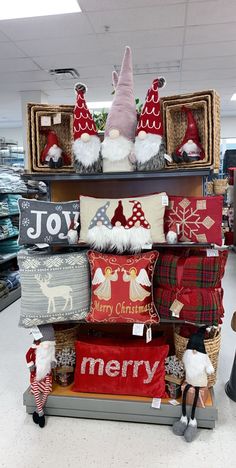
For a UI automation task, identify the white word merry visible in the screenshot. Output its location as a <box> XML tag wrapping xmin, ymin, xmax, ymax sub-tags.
<box><xmin>81</xmin><ymin>357</ymin><xmax>160</xmax><ymax>384</ymax></box>
<box><xmin>27</xmin><ymin>210</ymin><xmax>79</xmax><ymax>240</ymax></box>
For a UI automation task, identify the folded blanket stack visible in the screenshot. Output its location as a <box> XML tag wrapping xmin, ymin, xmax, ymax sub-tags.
<box><xmin>0</xmin><ymin>196</ymin><xmax>9</xmax><ymax>217</ymax></box>
<box><xmin>0</xmin><ymin>218</ymin><xmax>18</xmax><ymax>240</ymax></box>
<box><xmin>0</xmin><ymin>270</ymin><xmax>20</xmax><ymax>291</ymax></box>
<box><xmin>0</xmin><ymin>167</ymin><xmax>27</xmax><ymax>193</ymax></box>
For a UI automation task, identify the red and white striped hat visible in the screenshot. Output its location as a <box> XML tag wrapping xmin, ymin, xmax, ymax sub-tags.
<box><xmin>73</xmin><ymin>83</ymin><xmax>98</xmax><ymax>141</ymax></box>
<box><xmin>136</xmin><ymin>78</ymin><xmax>165</xmax><ymax>138</ymax></box>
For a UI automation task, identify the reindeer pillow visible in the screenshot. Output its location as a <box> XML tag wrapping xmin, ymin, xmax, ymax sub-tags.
<box><xmin>18</xmin><ymin>250</ymin><xmax>90</xmax><ymax>327</ymax></box>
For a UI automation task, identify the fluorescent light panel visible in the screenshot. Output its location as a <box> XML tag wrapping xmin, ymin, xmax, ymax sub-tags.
<box><xmin>87</xmin><ymin>101</ymin><xmax>112</xmax><ymax>110</ymax></box>
<box><xmin>0</xmin><ymin>0</ymin><xmax>81</xmax><ymax>20</ymax></box>
<box><xmin>231</xmin><ymin>93</ymin><xmax>236</xmax><ymax>101</ymax></box>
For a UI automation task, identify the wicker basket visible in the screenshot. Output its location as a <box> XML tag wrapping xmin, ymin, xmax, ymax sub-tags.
<box><xmin>174</xmin><ymin>328</ymin><xmax>221</xmax><ymax>387</ymax></box>
<box><xmin>206</xmin><ymin>181</ymin><xmax>214</xmax><ymax>195</ymax></box>
<box><xmin>53</xmin><ymin>324</ymin><xmax>79</xmax><ymax>386</ymax></box>
<box><xmin>213</xmin><ymin>178</ymin><xmax>228</xmax><ymax>195</ymax></box>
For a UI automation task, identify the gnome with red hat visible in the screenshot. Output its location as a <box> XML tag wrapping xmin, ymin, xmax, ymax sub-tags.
<box><xmin>73</xmin><ymin>83</ymin><xmax>102</xmax><ymax>173</ymax></box>
<box><xmin>40</xmin><ymin>129</ymin><xmax>70</xmax><ymax>169</ymax></box>
<box><xmin>172</xmin><ymin>106</ymin><xmax>205</xmax><ymax>164</ymax></box>
<box><xmin>67</xmin><ymin>219</ymin><xmax>79</xmax><ymax>245</ymax></box>
<box><xmin>135</xmin><ymin>77</ymin><xmax>167</xmax><ymax>171</ymax></box>
<box><xmin>125</xmin><ymin>200</ymin><xmax>152</xmax><ymax>251</ymax></box>
<box><xmin>110</xmin><ymin>200</ymin><xmax>128</xmax><ymax>252</ymax></box>
<box><xmin>166</xmin><ymin>222</ymin><xmax>179</xmax><ymax>244</ymax></box>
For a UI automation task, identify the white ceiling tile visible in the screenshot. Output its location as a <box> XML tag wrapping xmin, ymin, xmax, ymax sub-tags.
<box><xmin>79</xmin><ymin>0</ymin><xmax>186</xmax><ymax>11</ymax></box>
<box><xmin>0</xmin><ymin>42</ymin><xmax>26</xmax><ymax>59</ymax></box>
<box><xmin>96</xmin><ymin>28</ymin><xmax>184</xmax><ymax>50</ymax></box>
<box><xmin>0</xmin><ymin>58</ymin><xmax>39</xmax><ymax>72</ymax></box>
<box><xmin>186</xmin><ymin>23</ymin><xmax>236</xmax><ymax>44</ymax></box>
<box><xmin>184</xmin><ymin>41</ymin><xmax>236</xmax><ymax>59</ymax></box>
<box><xmin>86</xmin><ymin>4</ymin><xmax>186</xmax><ymax>33</ymax></box>
<box><xmin>187</xmin><ymin>0</ymin><xmax>236</xmax><ymax>25</ymax></box>
<box><xmin>0</xmin><ymin>81</ymin><xmax>60</xmax><ymax>92</ymax></box>
<box><xmin>0</xmin><ymin>70</ymin><xmax>51</xmax><ymax>84</ymax></box>
<box><xmin>16</xmin><ymin>35</ymin><xmax>97</xmax><ymax>57</ymax></box>
<box><xmin>182</xmin><ymin>69</ymin><xmax>236</xmax><ymax>81</ymax></box>
<box><xmin>182</xmin><ymin>56</ymin><xmax>236</xmax><ymax>71</ymax></box>
<box><xmin>0</xmin><ymin>13</ymin><xmax>93</xmax><ymax>41</ymax></box>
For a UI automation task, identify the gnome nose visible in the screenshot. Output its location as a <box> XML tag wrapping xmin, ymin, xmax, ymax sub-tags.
<box><xmin>81</xmin><ymin>133</ymin><xmax>90</xmax><ymax>142</ymax></box>
<box><xmin>138</xmin><ymin>130</ymin><xmax>147</xmax><ymax>140</ymax></box>
<box><xmin>109</xmin><ymin>129</ymin><xmax>120</xmax><ymax>139</ymax></box>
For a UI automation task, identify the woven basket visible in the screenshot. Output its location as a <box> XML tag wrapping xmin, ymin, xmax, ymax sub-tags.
<box><xmin>174</xmin><ymin>328</ymin><xmax>221</xmax><ymax>387</ymax></box>
<box><xmin>53</xmin><ymin>324</ymin><xmax>79</xmax><ymax>386</ymax></box>
<box><xmin>207</xmin><ymin>181</ymin><xmax>214</xmax><ymax>195</ymax></box>
<box><xmin>213</xmin><ymin>179</ymin><xmax>228</xmax><ymax>195</ymax></box>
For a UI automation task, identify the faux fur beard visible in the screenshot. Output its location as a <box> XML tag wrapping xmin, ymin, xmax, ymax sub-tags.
<box><xmin>110</xmin><ymin>226</ymin><xmax>129</xmax><ymax>252</ymax></box>
<box><xmin>134</xmin><ymin>134</ymin><xmax>162</xmax><ymax>164</ymax></box>
<box><xmin>45</xmin><ymin>145</ymin><xmax>62</xmax><ymax>162</ymax></box>
<box><xmin>180</xmin><ymin>141</ymin><xmax>200</xmax><ymax>155</ymax></box>
<box><xmin>73</xmin><ymin>135</ymin><xmax>101</xmax><ymax>167</ymax></box>
<box><xmin>87</xmin><ymin>225</ymin><xmax>112</xmax><ymax>250</ymax></box>
<box><xmin>127</xmin><ymin>227</ymin><xmax>152</xmax><ymax>252</ymax></box>
<box><xmin>36</xmin><ymin>341</ymin><xmax>56</xmax><ymax>382</ymax></box>
<box><xmin>102</xmin><ymin>135</ymin><xmax>133</xmax><ymax>161</ymax></box>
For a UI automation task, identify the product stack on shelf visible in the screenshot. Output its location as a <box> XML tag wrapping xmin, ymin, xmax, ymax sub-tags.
<box><xmin>20</xmin><ymin>46</ymin><xmax>227</xmax><ymax>439</ymax></box>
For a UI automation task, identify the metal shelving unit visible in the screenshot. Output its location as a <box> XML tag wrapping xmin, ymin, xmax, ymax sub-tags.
<box><xmin>0</xmin><ymin>286</ymin><xmax>21</xmax><ymax>312</ymax></box>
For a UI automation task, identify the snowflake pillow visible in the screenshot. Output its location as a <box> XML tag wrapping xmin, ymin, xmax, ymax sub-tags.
<box><xmin>18</xmin><ymin>198</ymin><xmax>80</xmax><ymax>245</ymax></box>
<box><xmin>87</xmin><ymin>250</ymin><xmax>159</xmax><ymax>324</ymax></box>
<box><xmin>18</xmin><ymin>250</ymin><xmax>90</xmax><ymax>327</ymax></box>
<box><xmin>164</xmin><ymin>195</ymin><xmax>223</xmax><ymax>245</ymax></box>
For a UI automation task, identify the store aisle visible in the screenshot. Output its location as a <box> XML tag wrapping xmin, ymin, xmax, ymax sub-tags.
<box><xmin>0</xmin><ymin>254</ymin><xmax>236</xmax><ymax>468</ymax></box>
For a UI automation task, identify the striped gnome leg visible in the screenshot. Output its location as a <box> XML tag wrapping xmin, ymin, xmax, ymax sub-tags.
<box><xmin>31</xmin><ymin>378</ymin><xmax>44</xmax><ymax>417</ymax></box>
<box><xmin>41</xmin><ymin>374</ymin><xmax>52</xmax><ymax>408</ymax></box>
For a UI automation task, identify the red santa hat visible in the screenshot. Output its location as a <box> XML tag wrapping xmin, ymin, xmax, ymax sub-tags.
<box><xmin>111</xmin><ymin>200</ymin><xmax>127</xmax><ymax>227</ymax></box>
<box><xmin>73</xmin><ymin>83</ymin><xmax>98</xmax><ymax>141</ymax></box>
<box><xmin>175</xmin><ymin>106</ymin><xmax>204</xmax><ymax>159</ymax></box>
<box><xmin>125</xmin><ymin>200</ymin><xmax>151</xmax><ymax>229</ymax></box>
<box><xmin>136</xmin><ymin>78</ymin><xmax>165</xmax><ymax>139</ymax></box>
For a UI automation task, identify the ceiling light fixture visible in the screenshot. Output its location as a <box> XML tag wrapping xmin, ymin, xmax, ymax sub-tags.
<box><xmin>231</xmin><ymin>94</ymin><xmax>236</xmax><ymax>101</ymax></box>
<box><xmin>87</xmin><ymin>101</ymin><xmax>112</xmax><ymax>110</ymax></box>
<box><xmin>0</xmin><ymin>0</ymin><xmax>81</xmax><ymax>20</ymax></box>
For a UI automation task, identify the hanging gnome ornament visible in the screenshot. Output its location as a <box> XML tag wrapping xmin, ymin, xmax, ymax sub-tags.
<box><xmin>166</xmin><ymin>222</ymin><xmax>179</xmax><ymax>244</ymax></box>
<box><xmin>173</xmin><ymin>327</ymin><xmax>214</xmax><ymax>442</ymax></box>
<box><xmin>135</xmin><ymin>77</ymin><xmax>167</xmax><ymax>171</ymax></box>
<box><xmin>40</xmin><ymin>129</ymin><xmax>70</xmax><ymax>169</ymax></box>
<box><xmin>87</xmin><ymin>202</ymin><xmax>113</xmax><ymax>250</ymax></box>
<box><xmin>172</xmin><ymin>106</ymin><xmax>205</xmax><ymax>164</ymax></box>
<box><xmin>125</xmin><ymin>200</ymin><xmax>152</xmax><ymax>252</ymax></box>
<box><xmin>102</xmin><ymin>46</ymin><xmax>137</xmax><ymax>172</ymax></box>
<box><xmin>67</xmin><ymin>219</ymin><xmax>79</xmax><ymax>245</ymax></box>
<box><xmin>111</xmin><ymin>200</ymin><xmax>127</xmax><ymax>252</ymax></box>
<box><xmin>26</xmin><ymin>324</ymin><xmax>57</xmax><ymax>428</ymax></box>
<box><xmin>73</xmin><ymin>83</ymin><xmax>102</xmax><ymax>173</ymax></box>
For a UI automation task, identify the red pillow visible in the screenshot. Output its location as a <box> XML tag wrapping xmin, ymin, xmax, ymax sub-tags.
<box><xmin>87</xmin><ymin>250</ymin><xmax>159</xmax><ymax>324</ymax></box>
<box><xmin>164</xmin><ymin>195</ymin><xmax>223</xmax><ymax>245</ymax></box>
<box><xmin>73</xmin><ymin>337</ymin><xmax>169</xmax><ymax>398</ymax></box>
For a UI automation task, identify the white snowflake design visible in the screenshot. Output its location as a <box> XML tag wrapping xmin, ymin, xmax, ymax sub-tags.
<box><xmin>22</xmin><ymin>217</ymin><xmax>30</xmax><ymax>227</ymax></box>
<box><xmin>56</xmin><ymin>348</ymin><xmax>76</xmax><ymax>367</ymax></box>
<box><xmin>21</xmin><ymin>200</ymin><xmax>30</xmax><ymax>209</ymax></box>
<box><xmin>43</xmin><ymin>256</ymin><xmax>64</xmax><ymax>268</ymax></box>
<box><xmin>166</xmin><ymin>198</ymin><xmax>215</xmax><ymax>242</ymax></box>
<box><xmin>55</xmin><ymin>205</ymin><xmax>63</xmax><ymax>212</ymax></box>
<box><xmin>22</xmin><ymin>258</ymin><xmax>41</xmax><ymax>270</ymax></box>
<box><xmin>72</xmin><ymin>203</ymin><xmax>80</xmax><ymax>211</ymax></box>
<box><xmin>65</xmin><ymin>255</ymin><xmax>85</xmax><ymax>267</ymax></box>
<box><xmin>44</xmin><ymin>235</ymin><xmax>53</xmax><ymax>243</ymax></box>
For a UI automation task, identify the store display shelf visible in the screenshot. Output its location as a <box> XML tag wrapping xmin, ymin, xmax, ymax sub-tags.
<box><xmin>23</xmin><ymin>168</ymin><xmax>211</xmax><ymax>182</ymax></box>
<box><xmin>0</xmin><ymin>252</ymin><xmax>17</xmax><ymax>264</ymax></box>
<box><xmin>31</xmin><ymin>242</ymin><xmax>213</xmax><ymax>251</ymax></box>
<box><xmin>0</xmin><ymin>212</ymin><xmax>19</xmax><ymax>219</ymax></box>
<box><xmin>0</xmin><ymin>286</ymin><xmax>21</xmax><ymax>312</ymax></box>
<box><xmin>23</xmin><ymin>385</ymin><xmax>217</xmax><ymax>429</ymax></box>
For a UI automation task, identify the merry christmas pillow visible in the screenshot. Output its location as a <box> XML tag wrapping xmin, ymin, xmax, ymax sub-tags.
<box><xmin>164</xmin><ymin>195</ymin><xmax>223</xmax><ymax>245</ymax></box>
<box><xmin>73</xmin><ymin>337</ymin><xmax>169</xmax><ymax>398</ymax></box>
<box><xmin>87</xmin><ymin>250</ymin><xmax>159</xmax><ymax>324</ymax></box>
<box><xmin>79</xmin><ymin>193</ymin><xmax>166</xmax><ymax>252</ymax></box>
<box><xmin>18</xmin><ymin>198</ymin><xmax>80</xmax><ymax>245</ymax></box>
<box><xmin>18</xmin><ymin>250</ymin><xmax>90</xmax><ymax>327</ymax></box>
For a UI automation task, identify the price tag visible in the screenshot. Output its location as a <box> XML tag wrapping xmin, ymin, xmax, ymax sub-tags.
<box><xmin>41</xmin><ymin>116</ymin><xmax>51</xmax><ymax>126</ymax></box>
<box><xmin>170</xmin><ymin>299</ymin><xmax>184</xmax><ymax>318</ymax></box>
<box><xmin>132</xmin><ymin>323</ymin><xmax>144</xmax><ymax>336</ymax></box>
<box><xmin>53</xmin><ymin>113</ymin><xmax>61</xmax><ymax>125</ymax></box>
<box><xmin>162</xmin><ymin>195</ymin><xmax>169</xmax><ymax>206</ymax></box>
<box><xmin>169</xmin><ymin>399</ymin><xmax>180</xmax><ymax>406</ymax></box>
<box><xmin>207</xmin><ymin>249</ymin><xmax>219</xmax><ymax>257</ymax></box>
<box><xmin>151</xmin><ymin>398</ymin><xmax>161</xmax><ymax>409</ymax></box>
<box><xmin>164</xmin><ymin>153</ymin><xmax>172</xmax><ymax>163</ymax></box>
<box><xmin>141</xmin><ymin>243</ymin><xmax>152</xmax><ymax>250</ymax></box>
<box><xmin>146</xmin><ymin>326</ymin><xmax>152</xmax><ymax>343</ymax></box>
<box><xmin>30</xmin><ymin>326</ymin><xmax>43</xmax><ymax>341</ymax></box>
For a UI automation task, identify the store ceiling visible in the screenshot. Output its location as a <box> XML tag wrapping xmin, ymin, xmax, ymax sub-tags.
<box><xmin>0</xmin><ymin>0</ymin><xmax>236</xmax><ymax>127</ymax></box>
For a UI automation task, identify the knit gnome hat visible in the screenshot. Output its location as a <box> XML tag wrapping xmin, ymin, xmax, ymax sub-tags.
<box><xmin>136</xmin><ymin>78</ymin><xmax>165</xmax><ymax>138</ymax></box>
<box><xmin>104</xmin><ymin>46</ymin><xmax>137</xmax><ymax>141</ymax></box>
<box><xmin>111</xmin><ymin>200</ymin><xmax>127</xmax><ymax>227</ymax></box>
<box><xmin>73</xmin><ymin>83</ymin><xmax>98</xmax><ymax>141</ymax></box>
<box><xmin>187</xmin><ymin>327</ymin><xmax>206</xmax><ymax>354</ymax></box>
<box><xmin>38</xmin><ymin>324</ymin><xmax>55</xmax><ymax>342</ymax></box>
<box><xmin>89</xmin><ymin>202</ymin><xmax>113</xmax><ymax>230</ymax></box>
<box><xmin>125</xmin><ymin>200</ymin><xmax>151</xmax><ymax>229</ymax></box>
<box><xmin>175</xmin><ymin>106</ymin><xmax>204</xmax><ymax>159</ymax></box>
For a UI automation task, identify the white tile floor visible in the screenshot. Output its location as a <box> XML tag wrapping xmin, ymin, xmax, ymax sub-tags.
<box><xmin>0</xmin><ymin>253</ymin><xmax>236</xmax><ymax>468</ymax></box>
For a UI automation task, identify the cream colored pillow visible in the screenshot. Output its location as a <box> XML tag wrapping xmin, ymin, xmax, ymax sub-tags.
<box><xmin>79</xmin><ymin>193</ymin><xmax>166</xmax><ymax>252</ymax></box>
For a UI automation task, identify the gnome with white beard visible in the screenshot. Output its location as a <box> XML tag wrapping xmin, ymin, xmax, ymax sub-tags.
<box><xmin>135</xmin><ymin>78</ymin><xmax>166</xmax><ymax>171</ymax></box>
<box><xmin>73</xmin><ymin>83</ymin><xmax>102</xmax><ymax>173</ymax></box>
<box><xmin>110</xmin><ymin>200</ymin><xmax>128</xmax><ymax>252</ymax></box>
<box><xmin>102</xmin><ymin>46</ymin><xmax>137</xmax><ymax>172</ymax></box>
<box><xmin>125</xmin><ymin>200</ymin><xmax>152</xmax><ymax>252</ymax></box>
<box><xmin>172</xmin><ymin>106</ymin><xmax>205</xmax><ymax>164</ymax></box>
<box><xmin>87</xmin><ymin>202</ymin><xmax>113</xmax><ymax>250</ymax></box>
<box><xmin>26</xmin><ymin>324</ymin><xmax>56</xmax><ymax>428</ymax></box>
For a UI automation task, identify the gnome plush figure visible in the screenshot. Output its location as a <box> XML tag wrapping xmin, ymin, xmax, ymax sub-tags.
<box><xmin>67</xmin><ymin>219</ymin><xmax>79</xmax><ymax>245</ymax></box>
<box><xmin>166</xmin><ymin>222</ymin><xmax>179</xmax><ymax>244</ymax></box>
<box><xmin>26</xmin><ymin>324</ymin><xmax>56</xmax><ymax>428</ymax></box>
<box><xmin>110</xmin><ymin>200</ymin><xmax>128</xmax><ymax>252</ymax></box>
<box><xmin>102</xmin><ymin>46</ymin><xmax>137</xmax><ymax>172</ymax></box>
<box><xmin>135</xmin><ymin>77</ymin><xmax>166</xmax><ymax>171</ymax></box>
<box><xmin>87</xmin><ymin>202</ymin><xmax>113</xmax><ymax>250</ymax></box>
<box><xmin>40</xmin><ymin>129</ymin><xmax>70</xmax><ymax>169</ymax></box>
<box><xmin>173</xmin><ymin>327</ymin><xmax>214</xmax><ymax>442</ymax></box>
<box><xmin>73</xmin><ymin>83</ymin><xmax>102</xmax><ymax>173</ymax></box>
<box><xmin>172</xmin><ymin>106</ymin><xmax>205</xmax><ymax>164</ymax></box>
<box><xmin>125</xmin><ymin>200</ymin><xmax>152</xmax><ymax>251</ymax></box>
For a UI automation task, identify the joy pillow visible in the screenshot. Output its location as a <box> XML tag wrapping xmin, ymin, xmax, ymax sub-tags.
<box><xmin>79</xmin><ymin>193</ymin><xmax>166</xmax><ymax>252</ymax></box>
<box><xmin>87</xmin><ymin>250</ymin><xmax>159</xmax><ymax>324</ymax></box>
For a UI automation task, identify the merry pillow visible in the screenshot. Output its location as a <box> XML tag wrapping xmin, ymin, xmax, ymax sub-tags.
<box><xmin>18</xmin><ymin>198</ymin><xmax>80</xmax><ymax>245</ymax></box>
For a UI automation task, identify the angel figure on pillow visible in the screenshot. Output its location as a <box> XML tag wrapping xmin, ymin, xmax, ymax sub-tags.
<box><xmin>122</xmin><ymin>267</ymin><xmax>151</xmax><ymax>302</ymax></box>
<box><xmin>92</xmin><ymin>266</ymin><xmax>119</xmax><ymax>301</ymax></box>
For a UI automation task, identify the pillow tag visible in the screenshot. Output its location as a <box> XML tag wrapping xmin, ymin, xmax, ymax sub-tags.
<box><xmin>207</xmin><ymin>249</ymin><xmax>219</xmax><ymax>257</ymax></box>
<box><xmin>169</xmin><ymin>399</ymin><xmax>180</xmax><ymax>406</ymax></box>
<box><xmin>146</xmin><ymin>326</ymin><xmax>152</xmax><ymax>343</ymax></box>
<box><xmin>151</xmin><ymin>398</ymin><xmax>161</xmax><ymax>409</ymax></box>
<box><xmin>162</xmin><ymin>195</ymin><xmax>169</xmax><ymax>206</ymax></box>
<box><xmin>53</xmin><ymin>113</ymin><xmax>62</xmax><ymax>125</ymax></box>
<box><xmin>41</xmin><ymin>116</ymin><xmax>51</xmax><ymax>126</ymax></box>
<box><xmin>132</xmin><ymin>323</ymin><xmax>144</xmax><ymax>336</ymax></box>
<box><xmin>30</xmin><ymin>326</ymin><xmax>43</xmax><ymax>341</ymax></box>
<box><xmin>170</xmin><ymin>299</ymin><xmax>184</xmax><ymax>318</ymax></box>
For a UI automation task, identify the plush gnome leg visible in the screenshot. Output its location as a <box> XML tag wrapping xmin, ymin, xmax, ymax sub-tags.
<box><xmin>41</xmin><ymin>375</ymin><xmax>51</xmax><ymax>408</ymax></box>
<box><xmin>184</xmin><ymin>387</ymin><xmax>200</xmax><ymax>443</ymax></box>
<box><xmin>172</xmin><ymin>384</ymin><xmax>191</xmax><ymax>435</ymax></box>
<box><xmin>31</xmin><ymin>379</ymin><xmax>45</xmax><ymax>428</ymax></box>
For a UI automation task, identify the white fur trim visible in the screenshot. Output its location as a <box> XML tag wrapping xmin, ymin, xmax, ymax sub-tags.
<box><xmin>87</xmin><ymin>225</ymin><xmax>111</xmax><ymax>250</ymax></box>
<box><xmin>35</xmin><ymin>341</ymin><xmax>55</xmax><ymax>381</ymax></box>
<box><xmin>189</xmin><ymin>418</ymin><xmax>197</xmax><ymax>427</ymax></box>
<box><xmin>110</xmin><ymin>226</ymin><xmax>129</xmax><ymax>252</ymax></box>
<box><xmin>126</xmin><ymin>226</ymin><xmax>152</xmax><ymax>252</ymax></box>
<box><xmin>180</xmin><ymin>415</ymin><xmax>188</xmax><ymax>425</ymax></box>
<box><xmin>102</xmin><ymin>135</ymin><xmax>133</xmax><ymax>161</ymax></box>
<box><xmin>73</xmin><ymin>135</ymin><xmax>100</xmax><ymax>167</ymax></box>
<box><xmin>27</xmin><ymin>361</ymin><xmax>34</xmax><ymax>368</ymax></box>
<box><xmin>135</xmin><ymin>133</ymin><xmax>162</xmax><ymax>164</ymax></box>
